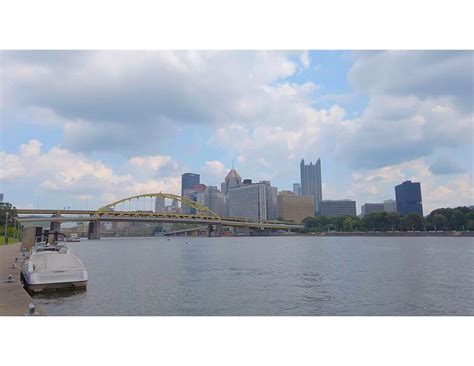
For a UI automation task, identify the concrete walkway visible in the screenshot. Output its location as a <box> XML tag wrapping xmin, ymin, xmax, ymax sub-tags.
<box><xmin>0</xmin><ymin>243</ymin><xmax>45</xmax><ymax>316</ymax></box>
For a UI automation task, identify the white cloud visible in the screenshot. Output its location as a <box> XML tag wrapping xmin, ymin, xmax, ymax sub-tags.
<box><xmin>300</xmin><ymin>51</ymin><xmax>311</xmax><ymax>69</ymax></box>
<box><xmin>2</xmin><ymin>51</ymin><xmax>310</xmax><ymax>153</ymax></box>
<box><xmin>200</xmin><ymin>160</ymin><xmax>228</xmax><ymax>187</ymax></box>
<box><xmin>0</xmin><ymin>140</ymin><xmax>181</xmax><ymax>206</ymax></box>
<box><xmin>129</xmin><ymin>155</ymin><xmax>174</xmax><ymax>171</ymax></box>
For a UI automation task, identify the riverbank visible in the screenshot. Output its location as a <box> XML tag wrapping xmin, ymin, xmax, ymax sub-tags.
<box><xmin>0</xmin><ymin>242</ymin><xmax>45</xmax><ymax>316</ymax></box>
<box><xmin>306</xmin><ymin>231</ymin><xmax>474</xmax><ymax>237</ymax></box>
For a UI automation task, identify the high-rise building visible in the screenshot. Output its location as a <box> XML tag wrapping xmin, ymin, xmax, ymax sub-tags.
<box><xmin>320</xmin><ymin>199</ymin><xmax>356</xmax><ymax>217</ymax></box>
<box><xmin>197</xmin><ymin>186</ymin><xmax>226</xmax><ymax>217</ymax></box>
<box><xmin>300</xmin><ymin>158</ymin><xmax>322</xmax><ymax>215</ymax></box>
<box><xmin>383</xmin><ymin>199</ymin><xmax>397</xmax><ymax>213</ymax></box>
<box><xmin>277</xmin><ymin>192</ymin><xmax>314</xmax><ymax>223</ymax></box>
<box><xmin>155</xmin><ymin>196</ymin><xmax>165</xmax><ymax>213</ymax></box>
<box><xmin>183</xmin><ymin>186</ymin><xmax>208</xmax><ymax>215</ymax></box>
<box><xmin>0</xmin><ymin>193</ymin><xmax>3</xmax><ymax>202</ymax></box>
<box><xmin>395</xmin><ymin>181</ymin><xmax>423</xmax><ymax>216</ymax></box>
<box><xmin>221</xmin><ymin>168</ymin><xmax>242</xmax><ymax>195</ymax></box>
<box><xmin>292</xmin><ymin>183</ymin><xmax>301</xmax><ymax>196</ymax></box>
<box><xmin>361</xmin><ymin>203</ymin><xmax>385</xmax><ymax>217</ymax></box>
<box><xmin>228</xmin><ymin>181</ymin><xmax>277</xmax><ymax>220</ymax></box>
<box><xmin>181</xmin><ymin>173</ymin><xmax>200</xmax><ymax>197</ymax></box>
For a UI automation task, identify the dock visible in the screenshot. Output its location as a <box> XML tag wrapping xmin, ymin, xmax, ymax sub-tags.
<box><xmin>0</xmin><ymin>243</ymin><xmax>45</xmax><ymax>316</ymax></box>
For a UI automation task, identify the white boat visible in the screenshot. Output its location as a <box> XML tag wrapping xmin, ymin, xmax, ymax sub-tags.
<box><xmin>21</xmin><ymin>236</ymin><xmax>88</xmax><ymax>293</ymax></box>
<box><xmin>65</xmin><ymin>233</ymin><xmax>81</xmax><ymax>242</ymax></box>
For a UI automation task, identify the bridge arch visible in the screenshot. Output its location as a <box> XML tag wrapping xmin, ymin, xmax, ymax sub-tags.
<box><xmin>96</xmin><ymin>192</ymin><xmax>221</xmax><ymax>220</ymax></box>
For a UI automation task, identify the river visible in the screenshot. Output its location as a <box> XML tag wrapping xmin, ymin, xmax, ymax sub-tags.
<box><xmin>34</xmin><ymin>236</ymin><xmax>474</xmax><ymax>315</ymax></box>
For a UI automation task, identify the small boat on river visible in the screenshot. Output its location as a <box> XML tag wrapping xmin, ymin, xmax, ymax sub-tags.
<box><xmin>65</xmin><ymin>233</ymin><xmax>81</xmax><ymax>242</ymax></box>
<box><xmin>21</xmin><ymin>232</ymin><xmax>88</xmax><ymax>293</ymax></box>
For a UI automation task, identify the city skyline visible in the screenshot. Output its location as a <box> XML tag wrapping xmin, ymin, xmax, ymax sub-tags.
<box><xmin>1</xmin><ymin>51</ymin><xmax>472</xmax><ymax>214</ymax></box>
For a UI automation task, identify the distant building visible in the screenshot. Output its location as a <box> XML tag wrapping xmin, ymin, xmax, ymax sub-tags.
<box><xmin>221</xmin><ymin>168</ymin><xmax>242</xmax><ymax>195</ymax></box>
<box><xmin>192</xmin><ymin>183</ymin><xmax>207</xmax><ymax>193</ymax></box>
<box><xmin>361</xmin><ymin>203</ymin><xmax>385</xmax><ymax>217</ymax></box>
<box><xmin>228</xmin><ymin>181</ymin><xmax>277</xmax><ymax>220</ymax></box>
<box><xmin>300</xmin><ymin>158</ymin><xmax>322</xmax><ymax>215</ymax></box>
<box><xmin>197</xmin><ymin>186</ymin><xmax>226</xmax><ymax>217</ymax></box>
<box><xmin>321</xmin><ymin>199</ymin><xmax>356</xmax><ymax>217</ymax></box>
<box><xmin>181</xmin><ymin>173</ymin><xmax>200</xmax><ymax>197</ymax></box>
<box><xmin>155</xmin><ymin>196</ymin><xmax>165</xmax><ymax>213</ymax></box>
<box><xmin>395</xmin><ymin>181</ymin><xmax>423</xmax><ymax>216</ymax></box>
<box><xmin>183</xmin><ymin>189</ymin><xmax>200</xmax><ymax>214</ymax></box>
<box><xmin>292</xmin><ymin>183</ymin><xmax>301</xmax><ymax>196</ymax></box>
<box><xmin>383</xmin><ymin>199</ymin><xmax>397</xmax><ymax>213</ymax></box>
<box><xmin>0</xmin><ymin>193</ymin><xmax>3</xmax><ymax>202</ymax></box>
<box><xmin>277</xmin><ymin>192</ymin><xmax>314</xmax><ymax>223</ymax></box>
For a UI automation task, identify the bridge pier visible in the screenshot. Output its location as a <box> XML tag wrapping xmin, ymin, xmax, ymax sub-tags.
<box><xmin>244</xmin><ymin>226</ymin><xmax>250</xmax><ymax>236</ymax></box>
<box><xmin>50</xmin><ymin>214</ymin><xmax>61</xmax><ymax>232</ymax></box>
<box><xmin>215</xmin><ymin>224</ymin><xmax>223</xmax><ymax>237</ymax></box>
<box><xmin>88</xmin><ymin>221</ymin><xmax>101</xmax><ymax>240</ymax></box>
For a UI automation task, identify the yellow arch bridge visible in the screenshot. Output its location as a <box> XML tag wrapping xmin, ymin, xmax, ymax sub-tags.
<box><xmin>16</xmin><ymin>193</ymin><xmax>304</xmax><ymax>239</ymax></box>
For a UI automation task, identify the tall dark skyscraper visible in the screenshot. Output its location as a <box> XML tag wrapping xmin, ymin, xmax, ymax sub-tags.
<box><xmin>300</xmin><ymin>158</ymin><xmax>322</xmax><ymax>215</ymax></box>
<box><xmin>181</xmin><ymin>173</ymin><xmax>200</xmax><ymax>197</ymax></box>
<box><xmin>395</xmin><ymin>180</ymin><xmax>423</xmax><ymax>216</ymax></box>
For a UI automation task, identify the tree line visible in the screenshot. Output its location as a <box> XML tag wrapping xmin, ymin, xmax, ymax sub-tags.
<box><xmin>303</xmin><ymin>206</ymin><xmax>474</xmax><ymax>232</ymax></box>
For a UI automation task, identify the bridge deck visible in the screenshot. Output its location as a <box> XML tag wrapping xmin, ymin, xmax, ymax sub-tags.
<box><xmin>16</xmin><ymin>209</ymin><xmax>304</xmax><ymax>230</ymax></box>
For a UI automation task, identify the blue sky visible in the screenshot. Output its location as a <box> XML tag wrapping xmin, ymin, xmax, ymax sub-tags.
<box><xmin>1</xmin><ymin>51</ymin><xmax>472</xmax><ymax>214</ymax></box>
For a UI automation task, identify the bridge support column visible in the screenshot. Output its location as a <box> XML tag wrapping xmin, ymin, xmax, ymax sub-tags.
<box><xmin>215</xmin><ymin>223</ymin><xmax>223</xmax><ymax>237</ymax></box>
<box><xmin>88</xmin><ymin>221</ymin><xmax>101</xmax><ymax>240</ymax></box>
<box><xmin>50</xmin><ymin>221</ymin><xmax>61</xmax><ymax>232</ymax></box>
<box><xmin>50</xmin><ymin>214</ymin><xmax>61</xmax><ymax>232</ymax></box>
<box><xmin>207</xmin><ymin>224</ymin><xmax>213</xmax><ymax>237</ymax></box>
<box><xmin>244</xmin><ymin>226</ymin><xmax>250</xmax><ymax>236</ymax></box>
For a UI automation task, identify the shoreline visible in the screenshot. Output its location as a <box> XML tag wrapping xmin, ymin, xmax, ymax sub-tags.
<box><xmin>0</xmin><ymin>242</ymin><xmax>45</xmax><ymax>316</ymax></box>
<box><xmin>303</xmin><ymin>231</ymin><xmax>474</xmax><ymax>237</ymax></box>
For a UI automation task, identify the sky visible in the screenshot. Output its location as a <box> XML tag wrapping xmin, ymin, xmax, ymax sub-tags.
<box><xmin>0</xmin><ymin>50</ymin><xmax>473</xmax><ymax>214</ymax></box>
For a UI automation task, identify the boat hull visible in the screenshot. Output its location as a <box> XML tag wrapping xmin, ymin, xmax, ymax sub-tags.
<box><xmin>24</xmin><ymin>279</ymin><xmax>87</xmax><ymax>293</ymax></box>
<box><xmin>20</xmin><ymin>251</ymin><xmax>88</xmax><ymax>293</ymax></box>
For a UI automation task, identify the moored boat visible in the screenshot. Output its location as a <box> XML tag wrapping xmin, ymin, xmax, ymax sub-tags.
<box><xmin>21</xmin><ymin>233</ymin><xmax>88</xmax><ymax>293</ymax></box>
<box><xmin>65</xmin><ymin>233</ymin><xmax>81</xmax><ymax>242</ymax></box>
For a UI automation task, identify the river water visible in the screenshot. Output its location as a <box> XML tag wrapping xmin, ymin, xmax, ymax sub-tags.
<box><xmin>34</xmin><ymin>236</ymin><xmax>474</xmax><ymax>316</ymax></box>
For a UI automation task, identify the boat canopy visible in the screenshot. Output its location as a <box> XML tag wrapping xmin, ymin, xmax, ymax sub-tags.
<box><xmin>29</xmin><ymin>252</ymin><xmax>86</xmax><ymax>272</ymax></box>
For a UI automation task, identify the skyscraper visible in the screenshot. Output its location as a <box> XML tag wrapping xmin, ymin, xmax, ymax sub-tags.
<box><xmin>228</xmin><ymin>180</ymin><xmax>277</xmax><ymax>220</ymax></box>
<box><xmin>198</xmin><ymin>186</ymin><xmax>226</xmax><ymax>217</ymax></box>
<box><xmin>155</xmin><ymin>196</ymin><xmax>165</xmax><ymax>213</ymax></box>
<box><xmin>221</xmin><ymin>168</ymin><xmax>242</xmax><ymax>195</ymax></box>
<box><xmin>181</xmin><ymin>173</ymin><xmax>200</xmax><ymax>197</ymax></box>
<box><xmin>292</xmin><ymin>183</ymin><xmax>301</xmax><ymax>196</ymax></box>
<box><xmin>300</xmin><ymin>158</ymin><xmax>322</xmax><ymax>215</ymax></box>
<box><xmin>395</xmin><ymin>180</ymin><xmax>423</xmax><ymax>216</ymax></box>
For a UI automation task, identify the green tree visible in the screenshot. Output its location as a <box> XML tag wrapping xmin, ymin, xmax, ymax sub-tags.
<box><xmin>432</xmin><ymin>213</ymin><xmax>447</xmax><ymax>231</ymax></box>
<box><xmin>467</xmin><ymin>220</ymin><xmax>474</xmax><ymax>231</ymax></box>
<box><xmin>451</xmin><ymin>210</ymin><xmax>465</xmax><ymax>230</ymax></box>
<box><xmin>342</xmin><ymin>217</ymin><xmax>353</xmax><ymax>232</ymax></box>
<box><xmin>406</xmin><ymin>212</ymin><xmax>424</xmax><ymax>231</ymax></box>
<box><xmin>303</xmin><ymin>217</ymin><xmax>318</xmax><ymax>230</ymax></box>
<box><xmin>0</xmin><ymin>202</ymin><xmax>17</xmax><ymax>225</ymax></box>
<box><xmin>386</xmin><ymin>212</ymin><xmax>400</xmax><ymax>231</ymax></box>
